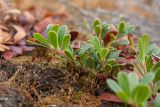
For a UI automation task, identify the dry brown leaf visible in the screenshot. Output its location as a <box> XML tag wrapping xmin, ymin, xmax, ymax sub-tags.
<box><xmin>5</xmin><ymin>9</ymin><xmax>21</xmax><ymax>15</ymax></box>
<box><xmin>0</xmin><ymin>25</ymin><xmax>9</xmax><ymax>31</ymax></box>
<box><xmin>0</xmin><ymin>29</ymin><xmax>3</xmax><ymax>43</ymax></box>
<box><xmin>2</xmin><ymin>31</ymin><xmax>11</xmax><ymax>43</ymax></box>
<box><xmin>12</xmin><ymin>25</ymin><xmax>26</xmax><ymax>43</ymax></box>
<box><xmin>0</xmin><ymin>44</ymin><xmax>9</xmax><ymax>51</ymax></box>
<box><xmin>23</xmin><ymin>11</ymin><xmax>35</xmax><ymax>23</ymax></box>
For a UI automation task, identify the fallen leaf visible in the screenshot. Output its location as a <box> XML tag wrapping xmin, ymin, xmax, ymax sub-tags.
<box><xmin>99</xmin><ymin>92</ymin><xmax>122</xmax><ymax>103</ymax></box>
<box><xmin>2</xmin><ymin>31</ymin><xmax>11</xmax><ymax>43</ymax></box>
<box><xmin>17</xmin><ymin>39</ymin><xmax>26</xmax><ymax>46</ymax></box>
<box><xmin>34</xmin><ymin>17</ymin><xmax>54</xmax><ymax>33</ymax></box>
<box><xmin>20</xmin><ymin>46</ymin><xmax>35</xmax><ymax>51</ymax></box>
<box><xmin>0</xmin><ymin>25</ymin><xmax>9</xmax><ymax>31</ymax></box>
<box><xmin>17</xmin><ymin>11</ymin><xmax>35</xmax><ymax>24</ymax></box>
<box><xmin>10</xmin><ymin>46</ymin><xmax>23</xmax><ymax>54</ymax></box>
<box><xmin>12</xmin><ymin>25</ymin><xmax>26</xmax><ymax>43</ymax></box>
<box><xmin>0</xmin><ymin>44</ymin><xmax>9</xmax><ymax>51</ymax></box>
<box><xmin>5</xmin><ymin>9</ymin><xmax>21</xmax><ymax>15</ymax></box>
<box><xmin>3</xmin><ymin>50</ymin><xmax>17</xmax><ymax>60</ymax></box>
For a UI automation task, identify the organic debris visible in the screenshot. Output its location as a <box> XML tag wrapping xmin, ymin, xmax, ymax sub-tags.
<box><xmin>0</xmin><ymin>1</ymin><xmax>71</xmax><ymax>60</ymax></box>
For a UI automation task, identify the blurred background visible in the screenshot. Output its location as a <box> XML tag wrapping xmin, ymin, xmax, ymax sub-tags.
<box><xmin>2</xmin><ymin>0</ymin><xmax>160</xmax><ymax>42</ymax></box>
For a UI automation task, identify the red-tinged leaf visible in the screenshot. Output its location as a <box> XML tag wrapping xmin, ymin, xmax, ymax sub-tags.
<box><xmin>10</xmin><ymin>46</ymin><xmax>23</xmax><ymax>54</ymax></box>
<box><xmin>97</xmin><ymin>72</ymin><xmax>107</xmax><ymax>80</ymax></box>
<box><xmin>20</xmin><ymin>46</ymin><xmax>35</xmax><ymax>51</ymax></box>
<box><xmin>98</xmin><ymin>92</ymin><xmax>122</xmax><ymax>103</ymax></box>
<box><xmin>103</xmin><ymin>31</ymin><xmax>118</xmax><ymax>46</ymax></box>
<box><xmin>12</xmin><ymin>25</ymin><xmax>26</xmax><ymax>43</ymax></box>
<box><xmin>116</xmin><ymin>45</ymin><xmax>126</xmax><ymax>50</ymax></box>
<box><xmin>110</xmin><ymin>24</ymin><xmax>118</xmax><ymax>31</ymax></box>
<box><xmin>69</xmin><ymin>31</ymin><xmax>79</xmax><ymax>41</ymax></box>
<box><xmin>116</xmin><ymin>58</ymin><xmax>135</xmax><ymax>64</ymax></box>
<box><xmin>3</xmin><ymin>51</ymin><xmax>17</xmax><ymax>60</ymax></box>
<box><xmin>71</xmin><ymin>44</ymin><xmax>80</xmax><ymax>49</ymax></box>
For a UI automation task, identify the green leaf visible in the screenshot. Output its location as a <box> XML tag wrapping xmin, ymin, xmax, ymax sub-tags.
<box><xmin>138</xmin><ymin>34</ymin><xmax>150</xmax><ymax>62</ymax></box>
<box><xmin>140</xmin><ymin>72</ymin><xmax>155</xmax><ymax>84</ymax></box>
<box><xmin>132</xmin><ymin>84</ymin><xmax>151</xmax><ymax>104</ymax></box>
<box><xmin>107</xmin><ymin>79</ymin><xmax>129</xmax><ymax>103</ymax></box>
<box><xmin>125</xmin><ymin>24</ymin><xmax>135</xmax><ymax>34</ymax></box>
<box><xmin>145</xmin><ymin>55</ymin><xmax>153</xmax><ymax>72</ymax></box>
<box><xmin>154</xmin><ymin>95</ymin><xmax>160</xmax><ymax>107</ymax></box>
<box><xmin>147</xmin><ymin>44</ymin><xmax>160</xmax><ymax>57</ymax></box>
<box><xmin>62</xmin><ymin>34</ymin><xmax>71</xmax><ymax>50</ymax></box>
<box><xmin>152</xmin><ymin>61</ymin><xmax>160</xmax><ymax>72</ymax></box>
<box><xmin>116</xmin><ymin>91</ymin><xmax>129</xmax><ymax>103</ymax></box>
<box><xmin>128</xmin><ymin>72</ymin><xmax>139</xmax><ymax>93</ymax></box>
<box><xmin>86</xmin><ymin>57</ymin><xmax>94</xmax><ymax>69</ymax></box>
<box><xmin>27</xmin><ymin>40</ymin><xmax>49</xmax><ymax>48</ymax></box>
<box><xmin>141</xmin><ymin>34</ymin><xmax>150</xmax><ymax>52</ymax></box>
<box><xmin>117</xmin><ymin>72</ymin><xmax>130</xmax><ymax>96</ymax></box>
<box><xmin>33</xmin><ymin>33</ymin><xmax>49</xmax><ymax>46</ymax></box>
<box><xmin>154</xmin><ymin>68</ymin><xmax>160</xmax><ymax>83</ymax></box>
<box><xmin>107</xmin><ymin>79</ymin><xmax>122</xmax><ymax>93</ymax></box>
<box><xmin>107</xmin><ymin>59</ymin><xmax>116</xmax><ymax>65</ymax></box>
<box><xmin>48</xmin><ymin>31</ymin><xmax>59</xmax><ymax>49</ymax></box>
<box><xmin>93</xmin><ymin>18</ymin><xmax>101</xmax><ymax>28</ymax></box>
<box><xmin>46</xmin><ymin>24</ymin><xmax>59</xmax><ymax>33</ymax></box>
<box><xmin>90</xmin><ymin>37</ymin><xmax>101</xmax><ymax>52</ymax></box>
<box><xmin>100</xmin><ymin>48</ymin><xmax>109</xmax><ymax>59</ymax></box>
<box><xmin>51</xmin><ymin>24</ymin><xmax>59</xmax><ymax>32</ymax></box>
<box><xmin>58</xmin><ymin>25</ymin><xmax>67</xmax><ymax>48</ymax></box>
<box><xmin>104</xmin><ymin>64</ymin><xmax>112</xmax><ymax>72</ymax></box>
<box><xmin>95</xmin><ymin>25</ymin><xmax>101</xmax><ymax>37</ymax></box>
<box><xmin>119</xmin><ymin>21</ymin><xmax>125</xmax><ymax>33</ymax></box>
<box><xmin>114</xmin><ymin>40</ymin><xmax>129</xmax><ymax>46</ymax></box>
<box><xmin>64</xmin><ymin>50</ymin><xmax>74</xmax><ymax>61</ymax></box>
<box><xmin>46</xmin><ymin>24</ymin><xmax>54</xmax><ymax>33</ymax></box>
<box><xmin>138</xmin><ymin>38</ymin><xmax>144</xmax><ymax>62</ymax></box>
<box><xmin>108</xmin><ymin>50</ymin><xmax>121</xmax><ymax>59</ymax></box>
<box><xmin>101</xmin><ymin>24</ymin><xmax>109</xmax><ymax>39</ymax></box>
<box><xmin>78</xmin><ymin>44</ymin><xmax>92</xmax><ymax>55</ymax></box>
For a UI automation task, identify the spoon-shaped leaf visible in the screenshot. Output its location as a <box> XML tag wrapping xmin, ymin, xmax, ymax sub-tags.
<box><xmin>132</xmin><ymin>84</ymin><xmax>151</xmax><ymax>104</ymax></box>
<box><xmin>58</xmin><ymin>25</ymin><xmax>67</xmax><ymax>48</ymax></box>
<box><xmin>128</xmin><ymin>72</ymin><xmax>139</xmax><ymax>93</ymax></box>
<box><xmin>140</xmin><ymin>72</ymin><xmax>155</xmax><ymax>84</ymax></box>
<box><xmin>95</xmin><ymin>25</ymin><xmax>101</xmax><ymax>37</ymax></box>
<box><xmin>119</xmin><ymin>21</ymin><xmax>125</xmax><ymax>33</ymax></box>
<box><xmin>64</xmin><ymin>49</ymin><xmax>74</xmax><ymax>61</ymax></box>
<box><xmin>48</xmin><ymin>31</ymin><xmax>59</xmax><ymax>49</ymax></box>
<box><xmin>33</xmin><ymin>33</ymin><xmax>49</xmax><ymax>46</ymax></box>
<box><xmin>117</xmin><ymin>72</ymin><xmax>130</xmax><ymax>96</ymax></box>
<box><xmin>62</xmin><ymin>34</ymin><xmax>71</xmax><ymax>50</ymax></box>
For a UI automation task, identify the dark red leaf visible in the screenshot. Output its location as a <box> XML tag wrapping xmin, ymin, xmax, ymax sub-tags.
<box><xmin>69</xmin><ymin>31</ymin><xmax>79</xmax><ymax>41</ymax></box>
<box><xmin>103</xmin><ymin>31</ymin><xmax>118</xmax><ymax>46</ymax></box>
